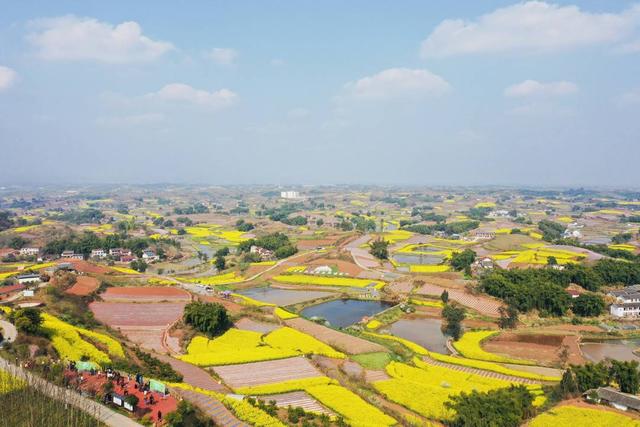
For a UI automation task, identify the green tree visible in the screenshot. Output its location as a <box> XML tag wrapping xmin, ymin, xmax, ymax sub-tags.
<box><xmin>445</xmin><ymin>385</ymin><xmax>534</xmax><ymax>427</ymax></box>
<box><xmin>442</xmin><ymin>304</ymin><xmax>465</xmax><ymax>340</ymax></box>
<box><xmin>610</xmin><ymin>360</ymin><xmax>640</xmax><ymax>394</ymax></box>
<box><xmin>214</xmin><ymin>255</ymin><xmax>226</xmax><ymax>271</ymax></box>
<box><xmin>369</xmin><ymin>238</ymin><xmax>389</xmax><ymax>260</ymax></box>
<box><xmin>498</xmin><ymin>304</ymin><xmax>519</xmax><ymax>329</ymax></box>
<box><xmin>440</xmin><ymin>290</ymin><xmax>449</xmax><ymax>304</ymax></box>
<box><xmin>572</xmin><ymin>293</ymin><xmax>605</xmax><ymax>317</ymax></box>
<box><xmin>183</xmin><ymin>301</ymin><xmax>232</xmax><ymax>337</ymax></box>
<box><xmin>11</xmin><ymin>308</ymin><xmax>43</xmax><ymax>335</ymax></box>
<box><xmin>450</xmin><ymin>249</ymin><xmax>476</xmax><ymax>271</ymax></box>
<box><xmin>547</xmin><ymin>256</ymin><xmax>558</xmax><ymax>266</ymax></box>
<box><xmin>165</xmin><ymin>400</ymin><xmax>213</xmax><ymax>427</ymax></box>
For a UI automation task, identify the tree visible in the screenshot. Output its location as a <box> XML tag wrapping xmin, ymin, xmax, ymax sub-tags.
<box><xmin>10</xmin><ymin>308</ymin><xmax>43</xmax><ymax>335</ymax></box>
<box><xmin>316</xmin><ymin>218</ymin><xmax>324</xmax><ymax>227</ymax></box>
<box><xmin>610</xmin><ymin>360</ymin><xmax>640</xmax><ymax>394</ymax></box>
<box><xmin>572</xmin><ymin>293</ymin><xmax>605</xmax><ymax>317</ymax></box>
<box><xmin>215</xmin><ymin>247</ymin><xmax>230</xmax><ymax>257</ymax></box>
<box><xmin>442</xmin><ymin>304</ymin><xmax>465</xmax><ymax>340</ymax></box>
<box><xmin>124</xmin><ymin>394</ymin><xmax>139</xmax><ymax>408</ymax></box>
<box><xmin>547</xmin><ymin>256</ymin><xmax>558</xmax><ymax>266</ymax></box>
<box><xmin>130</xmin><ymin>259</ymin><xmax>148</xmax><ymax>273</ymax></box>
<box><xmin>498</xmin><ymin>304</ymin><xmax>519</xmax><ymax>329</ymax></box>
<box><xmin>369</xmin><ymin>238</ymin><xmax>389</xmax><ymax>260</ymax></box>
<box><xmin>450</xmin><ymin>249</ymin><xmax>476</xmax><ymax>271</ymax></box>
<box><xmin>214</xmin><ymin>256</ymin><xmax>226</xmax><ymax>271</ymax></box>
<box><xmin>445</xmin><ymin>385</ymin><xmax>534</xmax><ymax>427</ymax></box>
<box><xmin>440</xmin><ymin>290</ymin><xmax>449</xmax><ymax>304</ymax></box>
<box><xmin>165</xmin><ymin>400</ymin><xmax>213</xmax><ymax>427</ymax></box>
<box><xmin>183</xmin><ymin>301</ymin><xmax>232</xmax><ymax>337</ymax></box>
<box><xmin>562</xmin><ymin>363</ymin><xmax>609</xmax><ymax>395</ymax></box>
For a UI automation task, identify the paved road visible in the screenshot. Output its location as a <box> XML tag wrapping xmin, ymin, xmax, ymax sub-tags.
<box><xmin>0</xmin><ymin>319</ymin><xmax>17</xmax><ymax>343</ymax></box>
<box><xmin>0</xmin><ymin>358</ymin><xmax>142</xmax><ymax>427</ymax></box>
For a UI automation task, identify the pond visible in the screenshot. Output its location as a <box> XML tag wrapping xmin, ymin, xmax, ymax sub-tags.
<box><xmin>393</xmin><ymin>253</ymin><xmax>444</xmax><ymax>265</ymax></box>
<box><xmin>237</xmin><ymin>286</ymin><xmax>334</xmax><ymax>306</ymax></box>
<box><xmin>300</xmin><ymin>299</ymin><xmax>395</xmax><ymax>328</ymax></box>
<box><xmin>580</xmin><ymin>339</ymin><xmax>640</xmax><ymax>362</ymax></box>
<box><xmin>388</xmin><ymin>318</ymin><xmax>449</xmax><ymax>354</ymax></box>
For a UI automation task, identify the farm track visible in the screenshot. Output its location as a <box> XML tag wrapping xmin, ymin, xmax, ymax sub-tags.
<box><xmin>285</xmin><ymin>317</ymin><xmax>386</xmax><ymax>354</ymax></box>
<box><xmin>421</xmin><ymin>355</ymin><xmax>541</xmax><ymax>384</ymax></box>
<box><xmin>155</xmin><ymin>354</ymin><xmax>229</xmax><ymax>393</ymax></box>
<box><xmin>175</xmin><ymin>388</ymin><xmax>248</xmax><ymax>427</ymax></box>
<box><xmin>415</xmin><ymin>282</ymin><xmax>503</xmax><ymax>317</ymax></box>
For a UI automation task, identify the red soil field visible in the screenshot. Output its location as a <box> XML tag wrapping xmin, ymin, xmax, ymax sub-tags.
<box><xmin>63</xmin><ymin>260</ymin><xmax>112</xmax><ymax>275</ymax></box>
<box><xmin>90</xmin><ymin>301</ymin><xmax>186</xmax><ymax>352</ymax></box>
<box><xmin>100</xmin><ymin>286</ymin><xmax>191</xmax><ymax>302</ymax></box>
<box><xmin>90</xmin><ymin>302</ymin><xmax>185</xmax><ymax>327</ymax></box>
<box><xmin>66</xmin><ymin>276</ymin><xmax>100</xmax><ymax>296</ymax></box>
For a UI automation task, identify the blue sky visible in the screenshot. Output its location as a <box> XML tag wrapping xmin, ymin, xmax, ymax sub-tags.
<box><xmin>0</xmin><ymin>1</ymin><xmax>639</xmax><ymax>186</ymax></box>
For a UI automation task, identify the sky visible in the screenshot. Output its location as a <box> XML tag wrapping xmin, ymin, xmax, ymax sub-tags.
<box><xmin>0</xmin><ymin>1</ymin><xmax>639</xmax><ymax>187</ymax></box>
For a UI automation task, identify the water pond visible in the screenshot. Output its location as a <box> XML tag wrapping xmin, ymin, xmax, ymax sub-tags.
<box><xmin>388</xmin><ymin>318</ymin><xmax>449</xmax><ymax>354</ymax></box>
<box><xmin>300</xmin><ymin>299</ymin><xmax>394</xmax><ymax>328</ymax></box>
<box><xmin>237</xmin><ymin>286</ymin><xmax>334</xmax><ymax>306</ymax></box>
<box><xmin>580</xmin><ymin>338</ymin><xmax>640</xmax><ymax>362</ymax></box>
<box><xmin>393</xmin><ymin>253</ymin><xmax>444</xmax><ymax>265</ymax></box>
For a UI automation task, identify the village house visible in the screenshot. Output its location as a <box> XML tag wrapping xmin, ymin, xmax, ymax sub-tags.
<box><xmin>142</xmin><ymin>250</ymin><xmax>159</xmax><ymax>262</ymax></box>
<box><xmin>16</xmin><ymin>273</ymin><xmax>41</xmax><ymax>284</ymax></box>
<box><xmin>473</xmin><ymin>230</ymin><xmax>496</xmax><ymax>239</ymax></box>
<box><xmin>60</xmin><ymin>250</ymin><xmax>83</xmax><ymax>260</ymax></box>
<box><xmin>109</xmin><ymin>248</ymin><xmax>133</xmax><ymax>258</ymax></box>
<box><xmin>312</xmin><ymin>265</ymin><xmax>333</xmax><ymax>274</ymax></box>
<box><xmin>250</xmin><ymin>245</ymin><xmax>275</xmax><ymax>261</ymax></box>
<box><xmin>608</xmin><ymin>285</ymin><xmax>640</xmax><ymax>317</ymax></box>
<box><xmin>19</xmin><ymin>247</ymin><xmax>40</xmax><ymax>257</ymax></box>
<box><xmin>585</xmin><ymin>386</ymin><xmax>640</xmax><ymax>412</ymax></box>
<box><xmin>91</xmin><ymin>249</ymin><xmax>107</xmax><ymax>258</ymax></box>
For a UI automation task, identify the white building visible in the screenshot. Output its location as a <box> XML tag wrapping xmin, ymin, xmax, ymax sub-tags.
<box><xmin>142</xmin><ymin>250</ymin><xmax>159</xmax><ymax>262</ymax></box>
<box><xmin>16</xmin><ymin>274</ymin><xmax>41</xmax><ymax>284</ymax></box>
<box><xmin>19</xmin><ymin>247</ymin><xmax>40</xmax><ymax>257</ymax></box>
<box><xmin>91</xmin><ymin>249</ymin><xmax>107</xmax><ymax>258</ymax></box>
<box><xmin>608</xmin><ymin>285</ymin><xmax>640</xmax><ymax>317</ymax></box>
<box><xmin>280</xmin><ymin>191</ymin><xmax>300</xmax><ymax>199</ymax></box>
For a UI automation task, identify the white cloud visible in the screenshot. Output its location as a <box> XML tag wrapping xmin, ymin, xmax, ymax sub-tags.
<box><xmin>96</xmin><ymin>113</ymin><xmax>165</xmax><ymax>127</ymax></box>
<box><xmin>615</xmin><ymin>39</ymin><xmax>640</xmax><ymax>53</ymax></box>
<box><xmin>270</xmin><ymin>58</ymin><xmax>285</xmax><ymax>66</ymax></box>
<box><xmin>147</xmin><ymin>83</ymin><xmax>237</xmax><ymax>108</ymax></box>
<box><xmin>0</xmin><ymin>66</ymin><xmax>17</xmax><ymax>91</ymax></box>
<box><xmin>505</xmin><ymin>80</ymin><xmax>578</xmax><ymax>97</ymax></box>
<box><xmin>617</xmin><ymin>88</ymin><xmax>640</xmax><ymax>106</ymax></box>
<box><xmin>287</xmin><ymin>108</ymin><xmax>310</xmax><ymax>119</ymax></box>
<box><xmin>27</xmin><ymin>15</ymin><xmax>173</xmax><ymax>63</ymax></box>
<box><xmin>205</xmin><ymin>48</ymin><xmax>238</xmax><ymax>65</ymax></box>
<box><xmin>344</xmin><ymin>68</ymin><xmax>450</xmax><ymax>100</ymax></box>
<box><xmin>421</xmin><ymin>2</ymin><xmax>640</xmax><ymax>57</ymax></box>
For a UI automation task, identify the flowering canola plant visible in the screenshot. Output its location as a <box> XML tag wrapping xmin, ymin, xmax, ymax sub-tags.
<box><xmin>42</xmin><ymin>314</ymin><xmax>123</xmax><ymax>365</ymax></box>
<box><xmin>529</xmin><ymin>405</ymin><xmax>640</xmax><ymax>427</ymax></box>
<box><xmin>168</xmin><ymin>383</ymin><xmax>285</xmax><ymax>427</ymax></box>
<box><xmin>305</xmin><ymin>384</ymin><xmax>396</xmax><ymax>427</ymax></box>
<box><xmin>235</xmin><ymin>376</ymin><xmax>335</xmax><ymax>395</ymax></box>
<box><xmin>272</xmin><ymin>274</ymin><xmax>385</xmax><ymax>289</ymax></box>
<box><xmin>453</xmin><ymin>331</ymin><xmax>534</xmax><ymax>365</ymax></box>
<box><xmin>374</xmin><ymin>360</ymin><xmax>544</xmax><ymax>421</ymax></box>
<box><xmin>180</xmin><ymin>327</ymin><xmax>344</xmax><ymax>366</ymax></box>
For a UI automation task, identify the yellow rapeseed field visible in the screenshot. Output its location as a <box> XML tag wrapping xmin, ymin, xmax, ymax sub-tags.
<box><xmin>42</xmin><ymin>314</ymin><xmax>124</xmax><ymax>365</ymax></box>
<box><xmin>180</xmin><ymin>327</ymin><xmax>344</xmax><ymax>366</ymax></box>
<box><xmin>272</xmin><ymin>274</ymin><xmax>385</xmax><ymax>289</ymax></box>
<box><xmin>306</xmin><ymin>384</ymin><xmax>396</xmax><ymax>427</ymax></box>
<box><xmin>529</xmin><ymin>405</ymin><xmax>640</xmax><ymax>427</ymax></box>
<box><xmin>453</xmin><ymin>331</ymin><xmax>534</xmax><ymax>365</ymax></box>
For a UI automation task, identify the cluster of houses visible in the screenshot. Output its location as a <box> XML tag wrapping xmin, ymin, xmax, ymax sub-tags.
<box><xmin>249</xmin><ymin>245</ymin><xmax>275</xmax><ymax>261</ymax></box>
<box><xmin>2</xmin><ymin>246</ymin><xmax>160</xmax><ymax>265</ymax></box>
<box><xmin>608</xmin><ymin>285</ymin><xmax>640</xmax><ymax>318</ymax></box>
